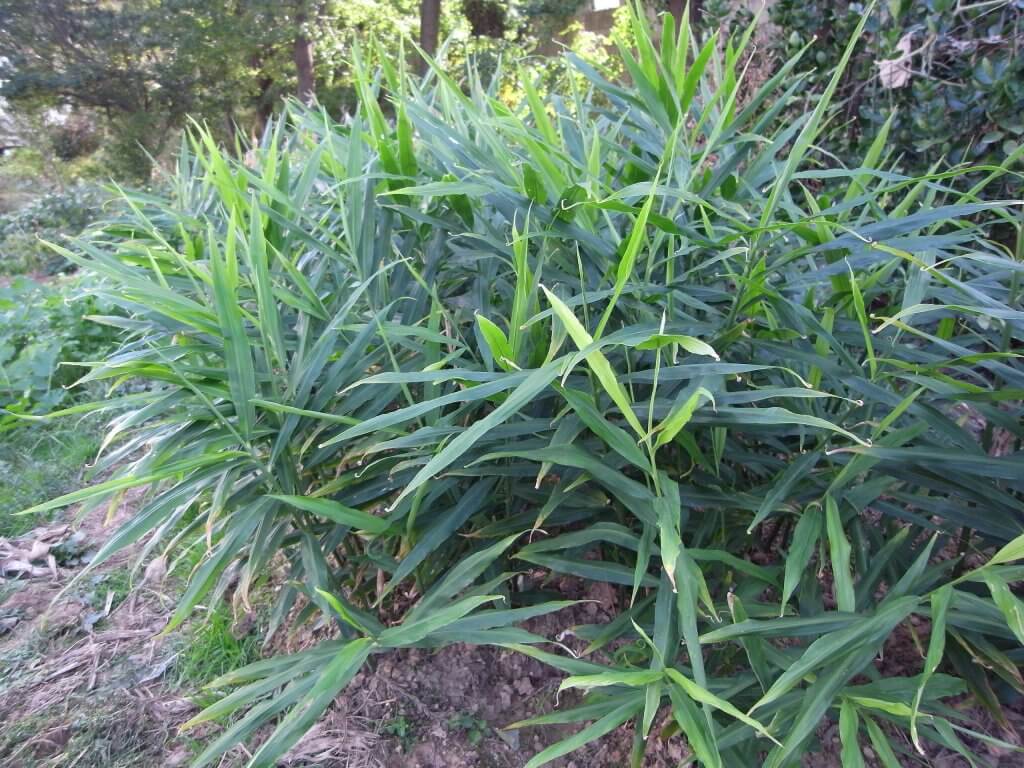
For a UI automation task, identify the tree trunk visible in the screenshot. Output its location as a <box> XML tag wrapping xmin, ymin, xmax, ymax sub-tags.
<box><xmin>294</xmin><ymin>14</ymin><xmax>315</xmax><ymax>105</ymax></box>
<box><xmin>253</xmin><ymin>71</ymin><xmax>275</xmax><ymax>138</ymax></box>
<box><xmin>419</xmin><ymin>0</ymin><xmax>441</xmax><ymax>70</ymax></box>
<box><xmin>668</xmin><ymin>0</ymin><xmax>701</xmax><ymax>26</ymax></box>
<box><xmin>464</xmin><ymin>0</ymin><xmax>505</xmax><ymax>38</ymax></box>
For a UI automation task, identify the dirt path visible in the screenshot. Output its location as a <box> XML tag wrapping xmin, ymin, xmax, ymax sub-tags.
<box><xmin>0</xmin><ymin>491</ymin><xmax>198</xmax><ymax>767</ymax></box>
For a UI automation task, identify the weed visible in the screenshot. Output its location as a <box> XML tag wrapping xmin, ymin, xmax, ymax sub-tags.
<box><xmin>382</xmin><ymin>713</ymin><xmax>416</xmax><ymax>753</ymax></box>
<box><xmin>83</xmin><ymin>567</ymin><xmax>132</xmax><ymax>616</ymax></box>
<box><xmin>0</xmin><ymin>635</ymin><xmax>44</xmax><ymax>693</ymax></box>
<box><xmin>0</xmin><ymin>275</ymin><xmax>118</xmax><ymax>414</ymax></box>
<box><xmin>448</xmin><ymin>712</ymin><xmax>490</xmax><ymax>746</ymax></box>
<box><xmin>0</xmin><ymin>714</ymin><xmax>51</xmax><ymax>763</ymax></box>
<box><xmin>0</xmin><ymin>183</ymin><xmax>104</xmax><ymax>276</ymax></box>
<box><xmin>0</xmin><ymin>694</ymin><xmax>181</xmax><ymax>768</ymax></box>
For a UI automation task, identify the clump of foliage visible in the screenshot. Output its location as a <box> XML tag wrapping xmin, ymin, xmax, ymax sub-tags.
<box><xmin>27</xmin><ymin>5</ymin><xmax>1024</xmax><ymax>768</ymax></box>
<box><xmin>0</xmin><ymin>274</ymin><xmax>119</xmax><ymax>526</ymax></box>
<box><xmin>0</xmin><ymin>276</ymin><xmax>118</xmax><ymax>413</ymax></box>
<box><xmin>701</xmin><ymin>0</ymin><xmax>755</xmax><ymax>37</ymax></box>
<box><xmin>0</xmin><ymin>184</ymin><xmax>106</xmax><ymax>275</ymax></box>
<box><xmin>771</xmin><ymin>0</ymin><xmax>1024</xmax><ymax>193</ymax></box>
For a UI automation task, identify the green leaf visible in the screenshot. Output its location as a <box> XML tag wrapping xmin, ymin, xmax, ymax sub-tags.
<box><xmin>988</xmin><ymin>532</ymin><xmax>1024</xmax><ymax>567</ymax></box>
<box><xmin>636</xmin><ymin>333</ymin><xmax>719</xmax><ymax>359</ymax></box>
<box><xmin>667</xmin><ymin>678</ymin><xmax>721</xmax><ymax>768</ymax></box>
<box><xmin>752</xmin><ymin>597</ymin><xmax>918</xmax><ymax>712</ymax></box>
<box><xmin>245</xmin><ymin>637</ymin><xmax>373</xmax><ymax>767</ymax></box>
<box><xmin>839</xmin><ymin>699</ymin><xmax>866</xmax><ymax>768</ymax></box>
<box><xmin>559</xmin><ymin>669</ymin><xmax>662</xmax><ymax>693</ymax></box>
<box><xmin>476</xmin><ymin>313</ymin><xmax>513</xmax><ymax>369</ymax></box>
<box><xmin>392</xmin><ymin>364</ymin><xmax>560</xmax><ymax>506</ymax></box>
<box><xmin>541</xmin><ymin>287</ymin><xmax>644</xmax><ymax>437</ymax></box>
<box><xmin>382</xmin><ymin>478</ymin><xmax>497</xmax><ymax>599</ymax></box>
<box><xmin>653</xmin><ymin>386</ymin><xmax>714</xmax><ymax>450</ymax></box>
<box><xmin>665</xmin><ymin>668</ymin><xmax>780</xmax><ymax>746</ymax></box>
<box><xmin>911</xmin><ymin>584</ymin><xmax>952</xmax><ymax>751</ymax></box>
<box><xmin>825</xmin><ymin>495</ymin><xmax>856</xmax><ymax>613</ymax></box>
<box><xmin>209</xmin><ymin>219</ymin><xmax>257</xmax><ymax>438</ymax></box>
<box><xmin>780</xmin><ymin>506</ymin><xmax>822</xmax><ymax>612</ymax></box>
<box><xmin>594</xmin><ymin>172</ymin><xmax>659</xmax><ymax>339</ymax></box>
<box><xmin>758</xmin><ymin>4</ymin><xmax>873</xmax><ymax>229</ymax></box>
<box><xmin>748</xmin><ymin>451</ymin><xmax>822</xmax><ymax>533</ymax></box>
<box><xmin>377</xmin><ymin>595</ymin><xmax>504</xmax><ymax>647</ymax></box>
<box><xmin>269</xmin><ymin>495</ymin><xmax>391</xmax><ymax>534</ymax></box>
<box><xmin>655</xmin><ymin>485</ymin><xmax>682</xmax><ymax>592</ymax></box>
<box><xmin>983</xmin><ymin>572</ymin><xmax>1024</xmax><ymax>646</ymax></box>
<box><xmin>522</xmin><ymin>698</ymin><xmax>642</xmax><ymax>768</ymax></box>
<box><xmin>764</xmin><ymin>643</ymin><xmax>880</xmax><ymax>768</ymax></box>
<box><xmin>864</xmin><ymin>716</ymin><xmax>903</xmax><ymax>768</ymax></box>
<box><xmin>557</xmin><ymin>385</ymin><xmax>649</xmax><ymax>470</ymax></box>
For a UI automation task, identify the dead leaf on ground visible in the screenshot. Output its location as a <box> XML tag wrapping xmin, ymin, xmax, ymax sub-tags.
<box><xmin>878</xmin><ymin>31</ymin><xmax>914</xmax><ymax>89</ymax></box>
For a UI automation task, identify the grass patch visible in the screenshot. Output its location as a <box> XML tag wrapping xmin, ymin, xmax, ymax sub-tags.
<box><xmin>0</xmin><ymin>414</ymin><xmax>105</xmax><ymax>536</ymax></box>
<box><xmin>175</xmin><ymin>608</ymin><xmax>261</xmax><ymax>704</ymax></box>
<box><xmin>0</xmin><ymin>695</ymin><xmax>183</xmax><ymax>768</ymax></box>
<box><xmin>0</xmin><ymin>628</ymin><xmax>44</xmax><ymax>694</ymax></box>
<box><xmin>80</xmin><ymin>567</ymin><xmax>133</xmax><ymax>622</ymax></box>
<box><xmin>0</xmin><ymin>714</ymin><xmax>51</xmax><ymax>763</ymax></box>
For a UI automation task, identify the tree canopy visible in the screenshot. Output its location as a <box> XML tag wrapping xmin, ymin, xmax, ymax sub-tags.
<box><xmin>0</xmin><ymin>0</ymin><xmax>609</xmax><ymax>179</ymax></box>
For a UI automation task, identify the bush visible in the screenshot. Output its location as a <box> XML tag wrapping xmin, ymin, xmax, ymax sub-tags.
<box><xmin>770</xmin><ymin>0</ymin><xmax>1024</xmax><ymax>194</ymax></box>
<box><xmin>0</xmin><ymin>276</ymin><xmax>119</xmax><ymax>415</ymax></box>
<box><xmin>30</xmin><ymin>8</ymin><xmax>1024</xmax><ymax>768</ymax></box>
<box><xmin>50</xmin><ymin>113</ymin><xmax>103</xmax><ymax>162</ymax></box>
<box><xmin>0</xmin><ymin>184</ymin><xmax>107</xmax><ymax>275</ymax></box>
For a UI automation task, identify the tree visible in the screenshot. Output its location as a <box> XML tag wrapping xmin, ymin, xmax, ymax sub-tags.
<box><xmin>668</xmin><ymin>0</ymin><xmax>702</xmax><ymax>26</ymax></box>
<box><xmin>420</xmin><ymin>0</ymin><xmax>442</xmax><ymax>63</ymax></box>
<box><xmin>0</xmin><ymin>0</ymin><xmax>253</xmax><ymax>178</ymax></box>
<box><xmin>294</xmin><ymin>8</ymin><xmax>317</xmax><ymax>105</ymax></box>
<box><xmin>463</xmin><ymin>0</ymin><xmax>507</xmax><ymax>38</ymax></box>
<box><xmin>0</xmin><ymin>0</ymin><xmax>606</xmax><ymax>176</ymax></box>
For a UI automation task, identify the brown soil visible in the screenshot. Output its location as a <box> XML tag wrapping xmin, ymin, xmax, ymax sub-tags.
<box><xmin>250</xmin><ymin>577</ymin><xmax>668</xmax><ymax>768</ymax></box>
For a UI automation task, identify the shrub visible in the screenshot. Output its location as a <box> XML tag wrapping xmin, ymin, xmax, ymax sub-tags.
<box><xmin>0</xmin><ymin>276</ymin><xmax>119</xmax><ymax>416</ymax></box>
<box><xmin>0</xmin><ymin>183</ymin><xmax>107</xmax><ymax>275</ymax></box>
<box><xmin>50</xmin><ymin>113</ymin><xmax>103</xmax><ymax>162</ymax></box>
<box><xmin>28</xmin><ymin>6</ymin><xmax>1024</xmax><ymax>767</ymax></box>
<box><xmin>770</xmin><ymin>0</ymin><xmax>1024</xmax><ymax>195</ymax></box>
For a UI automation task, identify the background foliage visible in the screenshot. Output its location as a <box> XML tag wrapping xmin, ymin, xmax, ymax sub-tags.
<box><xmin>0</xmin><ymin>184</ymin><xmax>106</xmax><ymax>275</ymax></box>
<box><xmin>0</xmin><ymin>0</ymin><xmax>603</xmax><ymax>181</ymax></box>
<box><xmin>769</xmin><ymin>0</ymin><xmax>1024</xmax><ymax>194</ymax></box>
<box><xmin>0</xmin><ymin>276</ymin><xmax>118</xmax><ymax>414</ymax></box>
